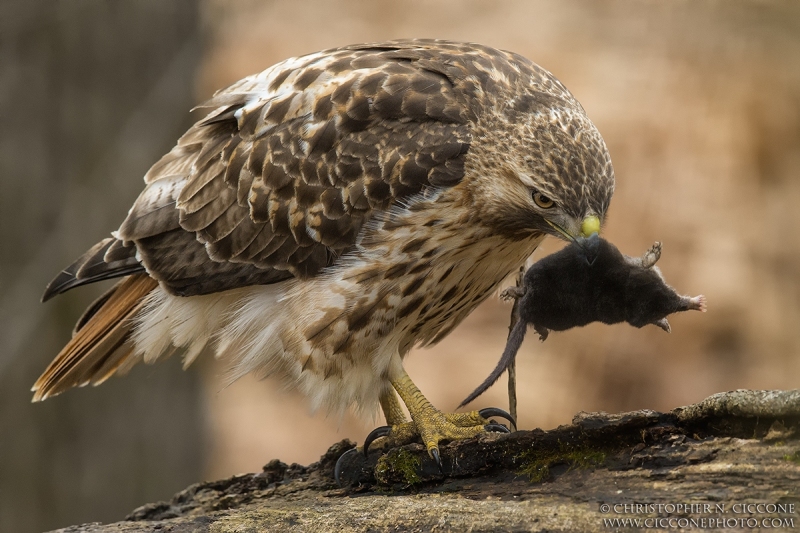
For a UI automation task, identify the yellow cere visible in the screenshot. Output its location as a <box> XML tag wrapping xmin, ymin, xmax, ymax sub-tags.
<box><xmin>580</xmin><ymin>215</ymin><xmax>600</xmax><ymax>237</ymax></box>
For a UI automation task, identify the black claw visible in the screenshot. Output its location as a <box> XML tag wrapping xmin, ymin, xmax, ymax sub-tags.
<box><xmin>334</xmin><ymin>448</ymin><xmax>359</xmax><ymax>488</ymax></box>
<box><xmin>430</xmin><ymin>447</ymin><xmax>442</xmax><ymax>471</ymax></box>
<box><xmin>479</xmin><ymin>407</ymin><xmax>516</xmax><ymax>430</ymax></box>
<box><xmin>363</xmin><ymin>425</ymin><xmax>392</xmax><ymax>457</ymax></box>
<box><xmin>485</xmin><ymin>423</ymin><xmax>511</xmax><ymax>434</ymax></box>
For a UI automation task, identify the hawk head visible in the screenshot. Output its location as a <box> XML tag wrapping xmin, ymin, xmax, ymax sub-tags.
<box><xmin>470</xmin><ymin>105</ymin><xmax>615</xmax><ymax>244</ymax></box>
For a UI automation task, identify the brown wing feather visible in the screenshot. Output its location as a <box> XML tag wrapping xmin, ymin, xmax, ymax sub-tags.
<box><xmin>32</xmin><ymin>274</ymin><xmax>158</xmax><ymax>401</ymax></box>
<box><xmin>42</xmin><ymin>237</ymin><xmax>144</xmax><ymax>302</ymax></box>
<box><xmin>116</xmin><ymin>40</ymin><xmax>480</xmax><ymax>296</ymax></box>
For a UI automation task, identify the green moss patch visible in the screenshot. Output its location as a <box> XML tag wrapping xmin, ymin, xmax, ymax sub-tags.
<box><xmin>517</xmin><ymin>441</ymin><xmax>607</xmax><ymax>483</ymax></box>
<box><xmin>375</xmin><ymin>448</ymin><xmax>423</xmax><ymax>486</ymax></box>
<box><xmin>782</xmin><ymin>450</ymin><xmax>800</xmax><ymax>465</ymax></box>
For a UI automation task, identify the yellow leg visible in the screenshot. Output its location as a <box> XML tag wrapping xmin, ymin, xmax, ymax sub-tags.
<box><xmin>337</xmin><ymin>367</ymin><xmax>513</xmax><ymax>486</ymax></box>
<box><xmin>389</xmin><ymin>368</ymin><xmax>494</xmax><ymax>459</ymax></box>
<box><xmin>379</xmin><ymin>388</ymin><xmax>407</xmax><ymax>426</ymax></box>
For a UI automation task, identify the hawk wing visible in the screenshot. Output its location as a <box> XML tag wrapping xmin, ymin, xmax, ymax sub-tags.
<box><xmin>43</xmin><ymin>40</ymin><xmax>483</xmax><ymax>301</ymax></box>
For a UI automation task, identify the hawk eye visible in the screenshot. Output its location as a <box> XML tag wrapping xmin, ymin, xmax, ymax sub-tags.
<box><xmin>532</xmin><ymin>191</ymin><xmax>555</xmax><ymax>209</ymax></box>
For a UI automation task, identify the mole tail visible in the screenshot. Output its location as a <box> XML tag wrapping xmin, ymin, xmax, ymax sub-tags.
<box><xmin>458</xmin><ymin>319</ymin><xmax>528</xmax><ymax>408</ymax></box>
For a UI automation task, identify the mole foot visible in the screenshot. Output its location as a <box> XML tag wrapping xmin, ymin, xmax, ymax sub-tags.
<box><xmin>653</xmin><ymin>317</ymin><xmax>671</xmax><ymax>333</ymax></box>
<box><xmin>500</xmin><ymin>286</ymin><xmax>525</xmax><ymax>301</ymax></box>
<box><xmin>641</xmin><ymin>241</ymin><xmax>662</xmax><ymax>268</ymax></box>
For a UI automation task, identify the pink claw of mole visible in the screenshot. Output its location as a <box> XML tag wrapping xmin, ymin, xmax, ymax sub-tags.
<box><xmin>690</xmin><ymin>295</ymin><xmax>707</xmax><ymax>312</ymax></box>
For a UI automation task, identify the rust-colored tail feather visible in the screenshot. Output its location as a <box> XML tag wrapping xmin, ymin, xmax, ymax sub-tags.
<box><xmin>32</xmin><ymin>274</ymin><xmax>158</xmax><ymax>401</ymax></box>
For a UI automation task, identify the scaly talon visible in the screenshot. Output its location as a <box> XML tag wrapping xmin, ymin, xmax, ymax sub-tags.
<box><xmin>442</xmin><ymin>411</ymin><xmax>486</xmax><ymax>427</ymax></box>
<box><xmin>363</xmin><ymin>425</ymin><xmax>392</xmax><ymax>456</ymax></box>
<box><xmin>334</xmin><ymin>448</ymin><xmax>359</xmax><ymax>487</ymax></box>
<box><xmin>387</xmin><ymin>368</ymin><xmax>502</xmax><ymax>460</ymax></box>
<box><xmin>353</xmin><ymin>367</ymin><xmax>513</xmax><ymax>481</ymax></box>
<box><xmin>431</xmin><ymin>447</ymin><xmax>442</xmax><ymax>471</ymax></box>
<box><xmin>478</xmin><ymin>407</ymin><xmax>516</xmax><ymax>430</ymax></box>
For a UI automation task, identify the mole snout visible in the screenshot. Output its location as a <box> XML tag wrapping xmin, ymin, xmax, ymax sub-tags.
<box><xmin>460</xmin><ymin>236</ymin><xmax>706</xmax><ymax>408</ymax></box>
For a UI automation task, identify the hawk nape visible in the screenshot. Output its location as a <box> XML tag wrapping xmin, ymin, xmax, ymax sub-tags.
<box><xmin>34</xmin><ymin>40</ymin><xmax>615</xmax><ymax>463</ymax></box>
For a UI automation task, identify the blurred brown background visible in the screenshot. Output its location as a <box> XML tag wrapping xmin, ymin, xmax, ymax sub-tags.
<box><xmin>2</xmin><ymin>1</ymin><xmax>799</xmax><ymax>531</ymax></box>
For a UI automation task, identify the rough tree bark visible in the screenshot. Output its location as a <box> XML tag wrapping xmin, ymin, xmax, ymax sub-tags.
<box><xmin>53</xmin><ymin>389</ymin><xmax>800</xmax><ymax>532</ymax></box>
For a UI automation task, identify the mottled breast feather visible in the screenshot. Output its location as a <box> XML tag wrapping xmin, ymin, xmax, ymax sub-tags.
<box><xmin>117</xmin><ymin>39</ymin><xmax>576</xmax><ymax>296</ymax></box>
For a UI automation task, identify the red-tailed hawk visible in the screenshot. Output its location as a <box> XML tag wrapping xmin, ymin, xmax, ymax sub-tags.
<box><xmin>34</xmin><ymin>39</ymin><xmax>614</xmax><ymax>462</ymax></box>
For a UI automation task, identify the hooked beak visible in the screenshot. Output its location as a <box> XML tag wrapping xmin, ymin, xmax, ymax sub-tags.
<box><xmin>545</xmin><ymin>219</ymin><xmax>576</xmax><ymax>243</ymax></box>
<box><xmin>545</xmin><ymin>215</ymin><xmax>601</xmax><ymax>242</ymax></box>
<box><xmin>545</xmin><ymin>215</ymin><xmax>601</xmax><ymax>265</ymax></box>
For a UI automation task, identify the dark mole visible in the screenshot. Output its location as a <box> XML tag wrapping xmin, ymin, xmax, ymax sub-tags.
<box><xmin>459</xmin><ymin>234</ymin><xmax>706</xmax><ymax>407</ymax></box>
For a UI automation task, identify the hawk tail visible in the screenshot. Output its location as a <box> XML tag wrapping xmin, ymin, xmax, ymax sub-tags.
<box><xmin>32</xmin><ymin>274</ymin><xmax>158</xmax><ymax>401</ymax></box>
